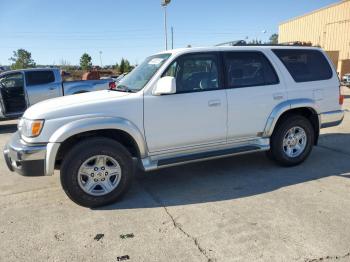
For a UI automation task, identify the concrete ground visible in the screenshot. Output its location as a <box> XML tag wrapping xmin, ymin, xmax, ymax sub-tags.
<box><xmin>1</xmin><ymin>89</ymin><xmax>350</xmax><ymax>262</ymax></box>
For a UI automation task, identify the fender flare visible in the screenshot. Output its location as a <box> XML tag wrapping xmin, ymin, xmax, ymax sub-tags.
<box><xmin>263</xmin><ymin>98</ymin><xmax>320</xmax><ymax>137</ymax></box>
<box><xmin>45</xmin><ymin>117</ymin><xmax>147</xmax><ymax>176</ymax></box>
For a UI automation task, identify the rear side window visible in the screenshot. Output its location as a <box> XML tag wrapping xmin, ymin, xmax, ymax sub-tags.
<box><xmin>224</xmin><ymin>51</ymin><xmax>279</xmax><ymax>88</ymax></box>
<box><xmin>272</xmin><ymin>49</ymin><xmax>333</xmax><ymax>82</ymax></box>
<box><xmin>25</xmin><ymin>71</ymin><xmax>55</xmax><ymax>86</ymax></box>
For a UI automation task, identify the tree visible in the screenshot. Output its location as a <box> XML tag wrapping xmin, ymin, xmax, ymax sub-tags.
<box><xmin>114</xmin><ymin>62</ymin><xmax>119</xmax><ymax>71</ymax></box>
<box><xmin>124</xmin><ymin>59</ymin><xmax>131</xmax><ymax>72</ymax></box>
<box><xmin>119</xmin><ymin>58</ymin><xmax>126</xmax><ymax>74</ymax></box>
<box><xmin>248</xmin><ymin>39</ymin><xmax>262</xmax><ymax>44</ymax></box>
<box><xmin>80</xmin><ymin>53</ymin><xmax>92</xmax><ymax>70</ymax></box>
<box><xmin>9</xmin><ymin>49</ymin><xmax>36</xmax><ymax>69</ymax></box>
<box><xmin>269</xmin><ymin>34</ymin><xmax>279</xmax><ymax>44</ymax></box>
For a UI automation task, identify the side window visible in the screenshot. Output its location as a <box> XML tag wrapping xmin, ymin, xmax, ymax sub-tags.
<box><xmin>272</xmin><ymin>49</ymin><xmax>333</xmax><ymax>82</ymax></box>
<box><xmin>164</xmin><ymin>61</ymin><xmax>178</xmax><ymax>77</ymax></box>
<box><xmin>0</xmin><ymin>73</ymin><xmax>24</xmax><ymax>89</ymax></box>
<box><xmin>163</xmin><ymin>54</ymin><xmax>220</xmax><ymax>93</ymax></box>
<box><xmin>25</xmin><ymin>71</ymin><xmax>55</xmax><ymax>86</ymax></box>
<box><xmin>224</xmin><ymin>52</ymin><xmax>279</xmax><ymax>88</ymax></box>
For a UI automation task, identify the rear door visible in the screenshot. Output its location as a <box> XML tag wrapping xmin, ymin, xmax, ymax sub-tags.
<box><xmin>25</xmin><ymin>70</ymin><xmax>61</xmax><ymax>105</ymax></box>
<box><xmin>224</xmin><ymin>50</ymin><xmax>285</xmax><ymax>140</ymax></box>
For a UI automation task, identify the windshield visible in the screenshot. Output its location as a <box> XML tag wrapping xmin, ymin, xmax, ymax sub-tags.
<box><xmin>117</xmin><ymin>53</ymin><xmax>171</xmax><ymax>91</ymax></box>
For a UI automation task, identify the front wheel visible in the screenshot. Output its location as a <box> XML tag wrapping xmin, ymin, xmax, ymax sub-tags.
<box><xmin>60</xmin><ymin>138</ymin><xmax>133</xmax><ymax>207</ymax></box>
<box><xmin>267</xmin><ymin>115</ymin><xmax>314</xmax><ymax>166</ymax></box>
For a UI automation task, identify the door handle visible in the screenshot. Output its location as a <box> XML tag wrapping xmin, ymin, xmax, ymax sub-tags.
<box><xmin>49</xmin><ymin>87</ymin><xmax>56</xmax><ymax>91</ymax></box>
<box><xmin>208</xmin><ymin>100</ymin><xmax>221</xmax><ymax>107</ymax></box>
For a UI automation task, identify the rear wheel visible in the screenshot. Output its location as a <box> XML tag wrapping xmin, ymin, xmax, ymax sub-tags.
<box><xmin>60</xmin><ymin>138</ymin><xmax>133</xmax><ymax>207</ymax></box>
<box><xmin>267</xmin><ymin>115</ymin><xmax>314</xmax><ymax>166</ymax></box>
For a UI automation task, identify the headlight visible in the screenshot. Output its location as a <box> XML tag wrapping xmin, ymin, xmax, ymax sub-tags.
<box><xmin>19</xmin><ymin>118</ymin><xmax>45</xmax><ymax>138</ymax></box>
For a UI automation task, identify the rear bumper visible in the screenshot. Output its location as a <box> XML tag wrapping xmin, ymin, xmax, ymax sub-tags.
<box><xmin>3</xmin><ymin>132</ymin><xmax>47</xmax><ymax>176</ymax></box>
<box><xmin>320</xmin><ymin>110</ymin><xmax>345</xmax><ymax>128</ymax></box>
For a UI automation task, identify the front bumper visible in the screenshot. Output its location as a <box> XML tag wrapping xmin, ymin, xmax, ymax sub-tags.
<box><xmin>320</xmin><ymin>110</ymin><xmax>345</xmax><ymax>128</ymax></box>
<box><xmin>4</xmin><ymin>132</ymin><xmax>47</xmax><ymax>176</ymax></box>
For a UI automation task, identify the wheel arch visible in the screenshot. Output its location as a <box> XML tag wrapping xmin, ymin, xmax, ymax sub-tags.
<box><xmin>264</xmin><ymin>99</ymin><xmax>320</xmax><ymax>145</ymax></box>
<box><xmin>46</xmin><ymin>117</ymin><xmax>147</xmax><ymax>176</ymax></box>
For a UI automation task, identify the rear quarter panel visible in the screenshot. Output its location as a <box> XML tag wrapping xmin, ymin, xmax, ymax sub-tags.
<box><xmin>271</xmin><ymin>48</ymin><xmax>340</xmax><ymax>113</ymax></box>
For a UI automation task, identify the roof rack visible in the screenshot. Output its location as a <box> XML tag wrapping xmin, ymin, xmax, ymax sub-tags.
<box><xmin>215</xmin><ymin>40</ymin><xmax>316</xmax><ymax>47</ymax></box>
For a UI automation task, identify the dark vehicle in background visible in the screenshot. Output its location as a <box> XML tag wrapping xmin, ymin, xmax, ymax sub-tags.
<box><xmin>0</xmin><ymin>66</ymin><xmax>10</xmax><ymax>73</ymax></box>
<box><xmin>0</xmin><ymin>68</ymin><xmax>115</xmax><ymax>120</ymax></box>
<box><xmin>342</xmin><ymin>73</ymin><xmax>350</xmax><ymax>86</ymax></box>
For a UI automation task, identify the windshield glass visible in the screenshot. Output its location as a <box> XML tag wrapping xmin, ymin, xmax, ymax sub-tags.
<box><xmin>117</xmin><ymin>53</ymin><xmax>171</xmax><ymax>91</ymax></box>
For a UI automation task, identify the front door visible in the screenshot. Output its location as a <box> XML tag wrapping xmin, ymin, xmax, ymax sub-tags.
<box><xmin>144</xmin><ymin>52</ymin><xmax>227</xmax><ymax>153</ymax></box>
<box><xmin>0</xmin><ymin>72</ymin><xmax>26</xmax><ymax>115</ymax></box>
<box><xmin>25</xmin><ymin>70</ymin><xmax>61</xmax><ymax>105</ymax></box>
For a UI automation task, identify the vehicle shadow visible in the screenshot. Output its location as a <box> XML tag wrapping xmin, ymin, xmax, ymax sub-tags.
<box><xmin>98</xmin><ymin>132</ymin><xmax>350</xmax><ymax>211</ymax></box>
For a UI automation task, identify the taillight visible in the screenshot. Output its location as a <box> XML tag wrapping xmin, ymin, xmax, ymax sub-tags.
<box><xmin>109</xmin><ymin>81</ymin><xmax>117</xmax><ymax>90</ymax></box>
<box><xmin>339</xmin><ymin>85</ymin><xmax>344</xmax><ymax>105</ymax></box>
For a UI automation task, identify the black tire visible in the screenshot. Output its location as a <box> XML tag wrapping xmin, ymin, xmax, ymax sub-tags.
<box><xmin>60</xmin><ymin>137</ymin><xmax>133</xmax><ymax>207</ymax></box>
<box><xmin>267</xmin><ymin>115</ymin><xmax>314</xmax><ymax>166</ymax></box>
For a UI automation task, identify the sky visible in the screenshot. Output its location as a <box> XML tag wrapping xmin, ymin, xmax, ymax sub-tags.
<box><xmin>0</xmin><ymin>0</ymin><xmax>339</xmax><ymax>66</ymax></box>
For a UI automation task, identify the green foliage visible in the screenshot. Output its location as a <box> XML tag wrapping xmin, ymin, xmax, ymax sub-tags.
<box><xmin>80</xmin><ymin>53</ymin><xmax>92</xmax><ymax>70</ymax></box>
<box><xmin>248</xmin><ymin>39</ymin><xmax>262</xmax><ymax>44</ymax></box>
<box><xmin>118</xmin><ymin>58</ymin><xmax>132</xmax><ymax>74</ymax></box>
<box><xmin>124</xmin><ymin>59</ymin><xmax>130</xmax><ymax>72</ymax></box>
<box><xmin>114</xmin><ymin>62</ymin><xmax>119</xmax><ymax>71</ymax></box>
<box><xmin>269</xmin><ymin>34</ymin><xmax>279</xmax><ymax>44</ymax></box>
<box><xmin>119</xmin><ymin>58</ymin><xmax>126</xmax><ymax>74</ymax></box>
<box><xmin>9</xmin><ymin>49</ymin><xmax>36</xmax><ymax>69</ymax></box>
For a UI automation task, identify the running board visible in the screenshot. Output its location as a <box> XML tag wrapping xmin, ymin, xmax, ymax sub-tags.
<box><xmin>141</xmin><ymin>143</ymin><xmax>269</xmax><ymax>171</ymax></box>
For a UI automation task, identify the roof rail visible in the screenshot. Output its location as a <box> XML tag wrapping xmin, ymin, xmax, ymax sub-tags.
<box><xmin>215</xmin><ymin>40</ymin><xmax>247</xmax><ymax>46</ymax></box>
<box><xmin>215</xmin><ymin>40</ymin><xmax>317</xmax><ymax>47</ymax></box>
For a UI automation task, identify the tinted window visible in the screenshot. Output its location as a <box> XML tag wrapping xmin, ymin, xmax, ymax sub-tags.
<box><xmin>0</xmin><ymin>73</ymin><xmax>24</xmax><ymax>89</ymax></box>
<box><xmin>25</xmin><ymin>71</ymin><xmax>55</xmax><ymax>86</ymax></box>
<box><xmin>224</xmin><ymin>52</ymin><xmax>279</xmax><ymax>88</ymax></box>
<box><xmin>164</xmin><ymin>53</ymin><xmax>220</xmax><ymax>93</ymax></box>
<box><xmin>273</xmin><ymin>49</ymin><xmax>332</xmax><ymax>82</ymax></box>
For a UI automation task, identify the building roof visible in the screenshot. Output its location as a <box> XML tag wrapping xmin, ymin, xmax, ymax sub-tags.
<box><xmin>280</xmin><ymin>0</ymin><xmax>348</xmax><ymax>25</ymax></box>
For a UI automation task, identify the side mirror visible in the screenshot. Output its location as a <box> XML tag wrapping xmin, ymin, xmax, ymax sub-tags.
<box><xmin>153</xmin><ymin>76</ymin><xmax>176</xmax><ymax>95</ymax></box>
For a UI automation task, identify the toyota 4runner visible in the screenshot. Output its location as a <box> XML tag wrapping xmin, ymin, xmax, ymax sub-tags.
<box><xmin>4</xmin><ymin>46</ymin><xmax>344</xmax><ymax>207</ymax></box>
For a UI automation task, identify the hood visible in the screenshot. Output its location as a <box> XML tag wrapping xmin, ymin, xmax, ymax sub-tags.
<box><xmin>23</xmin><ymin>90</ymin><xmax>131</xmax><ymax>120</ymax></box>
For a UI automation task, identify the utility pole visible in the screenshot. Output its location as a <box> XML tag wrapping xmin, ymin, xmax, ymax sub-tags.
<box><xmin>161</xmin><ymin>0</ymin><xmax>171</xmax><ymax>50</ymax></box>
<box><xmin>99</xmin><ymin>51</ymin><xmax>103</xmax><ymax>68</ymax></box>
<box><xmin>171</xmin><ymin>26</ymin><xmax>174</xmax><ymax>49</ymax></box>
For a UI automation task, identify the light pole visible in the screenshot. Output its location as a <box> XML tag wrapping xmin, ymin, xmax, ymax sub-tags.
<box><xmin>171</xmin><ymin>26</ymin><xmax>174</xmax><ymax>49</ymax></box>
<box><xmin>99</xmin><ymin>51</ymin><xmax>103</xmax><ymax>68</ymax></box>
<box><xmin>161</xmin><ymin>0</ymin><xmax>171</xmax><ymax>50</ymax></box>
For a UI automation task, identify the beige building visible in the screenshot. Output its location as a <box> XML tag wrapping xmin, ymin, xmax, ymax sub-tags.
<box><xmin>279</xmin><ymin>0</ymin><xmax>350</xmax><ymax>77</ymax></box>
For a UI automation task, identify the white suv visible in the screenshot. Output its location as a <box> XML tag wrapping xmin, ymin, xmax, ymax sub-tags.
<box><xmin>4</xmin><ymin>46</ymin><xmax>344</xmax><ymax>207</ymax></box>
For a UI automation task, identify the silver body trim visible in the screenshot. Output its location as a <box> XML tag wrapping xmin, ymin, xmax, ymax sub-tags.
<box><xmin>320</xmin><ymin>110</ymin><xmax>344</xmax><ymax>128</ymax></box>
<box><xmin>141</xmin><ymin>137</ymin><xmax>270</xmax><ymax>171</ymax></box>
<box><xmin>6</xmin><ymin>132</ymin><xmax>46</xmax><ymax>161</ymax></box>
<box><xmin>263</xmin><ymin>98</ymin><xmax>319</xmax><ymax>137</ymax></box>
<box><xmin>49</xmin><ymin>117</ymin><xmax>148</xmax><ymax>158</ymax></box>
<box><xmin>46</xmin><ymin>142</ymin><xmax>60</xmax><ymax>176</ymax></box>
